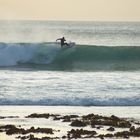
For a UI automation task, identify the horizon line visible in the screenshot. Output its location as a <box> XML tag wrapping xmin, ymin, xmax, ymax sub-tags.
<box><xmin>0</xmin><ymin>19</ymin><xmax>140</xmax><ymax>22</ymax></box>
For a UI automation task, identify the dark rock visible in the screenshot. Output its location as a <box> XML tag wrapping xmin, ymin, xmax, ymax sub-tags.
<box><xmin>53</xmin><ymin>116</ymin><xmax>61</xmax><ymax>121</ymax></box>
<box><xmin>107</xmin><ymin>127</ymin><xmax>115</xmax><ymax>131</ymax></box>
<box><xmin>82</xmin><ymin>114</ymin><xmax>102</xmax><ymax>120</ymax></box>
<box><xmin>82</xmin><ymin>113</ymin><xmax>132</xmax><ymax>129</ymax></box>
<box><xmin>114</xmin><ymin>131</ymin><xmax>130</xmax><ymax>138</ymax></box>
<box><xmin>96</xmin><ymin>126</ymin><xmax>101</xmax><ymax>129</ymax></box>
<box><xmin>63</xmin><ymin>115</ymin><xmax>79</xmax><ymax>119</ymax></box>
<box><xmin>0</xmin><ymin>125</ymin><xmax>16</xmax><ymax>130</ymax></box>
<box><xmin>0</xmin><ymin>116</ymin><xmax>19</xmax><ymax>119</ymax></box>
<box><xmin>62</xmin><ymin>135</ymin><xmax>67</xmax><ymax>139</ymax></box>
<box><xmin>61</xmin><ymin>115</ymin><xmax>79</xmax><ymax>122</ymax></box>
<box><xmin>91</xmin><ymin>124</ymin><xmax>95</xmax><ymax>128</ymax></box>
<box><xmin>91</xmin><ymin>118</ymin><xmax>131</xmax><ymax>128</ymax></box>
<box><xmin>118</xmin><ymin>120</ymin><xmax>131</xmax><ymax>128</ymax></box>
<box><xmin>113</xmin><ymin>127</ymin><xmax>140</xmax><ymax>138</ymax></box>
<box><xmin>97</xmin><ymin>133</ymin><xmax>114</xmax><ymax>139</ymax></box>
<box><xmin>0</xmin><ymin>125</ymin><xmax>23</xmax><ymax>135</ymax></box>
<box><xmin>69</xmin><ymin>129</ymin><xmax>81</xmax><ymax>138</ymax></box>
<box><xmin>131</xmin><ymin>127</ymin><xmax>140</xmax><ymax>137</ymax></box>
<box><xmin>29</xmin><ymin>135</ymin><xmax>40</xmax><ymax>140</ymax></box>
<box><xmin>26</xmin><ymin>113</ymin><xmax>60</xmax><ymax>119</ymax></box>
<box><xmin>0</xmin><ymin>125</ymin><xmax>54</xmax><ymax>135</ymax></box>
<box><xmin>27</xmin><ymin>127</ymin><xmax>53</xmax><ymax>134</ymax></box>
<box><xmin>110</xmin><ymin>115</ymin><xmax>120</xmax><ymax>121</ymax></box>
<box><xmin>62</xmin><ymin>118</ymin><xmax>71</xmax><ymax>122</ymax></box>
<box><xmin>6</xmin><ymin>127</ymin><xmax>24</xmax><ymax>135</ymax></box>
<box><xmin>16</xmin><ymin>135</ymin><xmax>30</xmax><ymax>140</ymax></box>
<box><xmin>97</xmin><ymin>134</ymin><xmax>104</xmax><ymax>139</ymax></box>
<box><xmin>26</xmin><ymin>113</ymin><xmax>50</xmax><ymax>119</ymax></box>
<box><xmin>28</xmin><ymin>134</ymin><xmax>59</xmax><ymax>140</ymax></box>
<box><xmin>130</xmin><ymin>126</ymin><xmax>135</xmax><ymax>132</ymax></box>
<box><xmin>70</xmin><ymin>120</ymin><xmax>87</xmax><ymax>127</ymax></box>
<box><xmin>62</xmin><ymin>116</ymin><xmax>71</xmax><ymax>122</ymax></box>
<box><xmin>68</xmin><ymin>129</ymin><xmax>96</xmax><ymax>139</ymax></box>
<box><xmin>104</xmin><ymin>133</ymin><xmax>114</xmax><ymax>138</ymax></box>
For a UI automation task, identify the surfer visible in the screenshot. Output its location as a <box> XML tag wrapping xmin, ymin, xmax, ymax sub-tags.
<box><xmin>56</xmin><ymin>37</ymin><xmax>68</xmax><ymax>47</ymax></box>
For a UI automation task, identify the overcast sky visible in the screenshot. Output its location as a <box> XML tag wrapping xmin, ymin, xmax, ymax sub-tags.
<box><xmin>0</xmin><ymin>0</ymin><xmax>140</xmax><ymax>21</ymax></box>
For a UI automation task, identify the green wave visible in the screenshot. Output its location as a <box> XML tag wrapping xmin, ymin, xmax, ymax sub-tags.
<box><xmin>49</xmin><ymin>45</ymin><xmax>140</xmax><ymax>71</ymax></box>
<box><xmin>1</xmin><ymin>42</ymin><xmax>140</xmax><ymax>71</ymax></box>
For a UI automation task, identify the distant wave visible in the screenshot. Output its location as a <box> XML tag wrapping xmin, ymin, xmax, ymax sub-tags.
<box><xmin>1</xmin><ymin>42</ymin><xmax>140</xmax><ymax>71</ymax></box>
<box><xmin>0</xmin><ymin>97</ymin><xmax>140</xmax><ymax>106</ymax></box>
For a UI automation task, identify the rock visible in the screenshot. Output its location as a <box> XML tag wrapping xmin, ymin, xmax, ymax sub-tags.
<box><xmin>91</xmin><ymin>118</ymin><xmax>131</xmax><ymax>128</ymax></box>
<box><xmin>62</xmin><ymin>135</ymin><xmax>67</xmax><ymax>139</ymax></box>
<box><xmin>107</xmin><ymin>127</ymin><xmax>115</xmax><ymax>131</ymax></box>
<box><xmin>61</xmin><ymin>115</ymin><xmax>79</xmax><ymax>122</ymax></box>
<box><xmin>70</xmin><ymin>120</ymin><xmax>87</xmax><ymax>127</ymax></box>
<box><xmin>131</xmin><ymin>127</ymin><xmax>140</xmax><ymax>137</ymax></box>
<box><xmin>28</xmin><ymin>134</ymin><xmax>59</xmax><ymax>140</ymax></box>
<box><xmin>63</xmin><ymin>115</ymin><xmax>79</xmax><ymax>119</ymax></box>
<box><xmin>118</xmin><ymin>120</ymin><xmax>131</xmax><ymax>128</ymax></box>
<box><xmin>0</xmin><ymin>125</ymin><xmax>54</xmax><ymax>135</ymax></box>
<box><xmin>97</xmin><ymin>133</ymin><xmax>114</xmax><ymax>139</ymax></box>
<box><xmin>114</xmin><ymin>131</ymin><xmax>130</xmax><ymax>138</ymax></box>
<box><xmin>26</xmin><ymin>113</ymin><xmax>50</xmax><ymax>119</ymax></box>
<box><xmin>96</xmin><ymin>126</ymin><xmax>101</xmax><ymax>129</ymax></box>
<box><xmin>53</xmin><ymin>116</ymin><xmax>61</xmax><ymax>121</ymax></box>
<box><xmin>26</xmin><ymin>113</ymin><xmax>60</xmax><ymax>119</ymax></box>
<box><xmin>28</xmin><ymin>127</ymin><xmax>54</xmax><ymax>134</ymax></box>
<box><xmin>0</xmin><ymin>116</ymin><xmax>19</xmax><ymax>119</ymax></box>
<box><xmin>130</xmin><ymin>126</ymin><xmax>135</xmax><ymax>132</ymax></box>
<box><xmin>97</xmin><ymin>134</ymin><xmax>104</xmax><ymax>139</ymax></box>
<box><xmin>68</xmin><ymin>129</ymin><xmax>96</xmax><ymax>139</ymax></box>
<box><xmin>0</xmin><ymin>125</ymin><xmax>16</xmax><ymax>130</ymax></box>
<box><xmin>110</xmin><ymin>115</ymin><xmax>120</xmax><ymax>121</ymax></box>
<box><xmin>16</xmin><ymin>135</ymin><xmax>30</xmax><ymax>140</ymax></box>
<box><xmin>91</xmin><ymin>124</ymin><xmax>95</xmax><ymax>128</ymax></box>
<box><xmin>104</xmin><ymin>133</ymin><xmax>114</xmax><ymax>138</ymax></box>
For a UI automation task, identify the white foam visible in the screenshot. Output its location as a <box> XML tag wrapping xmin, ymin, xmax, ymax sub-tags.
<box><xmin>0</xmin><ymin>43</ymin><xmax>60</xmax><ymax>66</ymax></box>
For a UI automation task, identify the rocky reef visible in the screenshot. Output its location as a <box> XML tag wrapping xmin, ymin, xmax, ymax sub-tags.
<box><xmin>0</xmin><ymin>113</ymin><xmax>140</xmax><ymax>140</ymax></box>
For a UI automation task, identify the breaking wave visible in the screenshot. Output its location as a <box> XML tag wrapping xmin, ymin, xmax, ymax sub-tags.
<box><xmin>0</xmin><ymin>42</ymin><xmax>140</xmax><ymax>71</ymax></box>
<box><xmin>0</xmin><ymin>97</ymin><xmax>140</xmax><ymax>106</ymax></box>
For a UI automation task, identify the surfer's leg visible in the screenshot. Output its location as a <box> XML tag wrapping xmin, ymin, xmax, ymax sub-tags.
<box><xmin>64</xmin><ymin>43</ymin><xmax>68</xmax><ymax>46</ymax></box>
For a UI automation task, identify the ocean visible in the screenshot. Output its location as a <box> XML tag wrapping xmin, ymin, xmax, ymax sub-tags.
<box><xmin>0</xmin><ymin>20</ymin><xmax>140</xmax><ymax>106</ymax></box>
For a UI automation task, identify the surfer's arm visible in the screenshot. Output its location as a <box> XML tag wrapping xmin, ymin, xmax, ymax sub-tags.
<box><xmin>56</xmin><ymin>38</ymin><xmax>61</xmax><ymax>41</ymax></box>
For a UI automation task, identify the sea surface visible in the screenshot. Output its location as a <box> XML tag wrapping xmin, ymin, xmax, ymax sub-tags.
<box><xmin>0</xmin><ymin>20</ymin><xmax>140</xmax><ymax>106</ymax></box>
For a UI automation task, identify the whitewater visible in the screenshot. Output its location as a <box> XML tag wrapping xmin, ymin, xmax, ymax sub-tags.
<box><xmin>0</xmin><ymin>20</ymin><xmax>140</xmax><ymax>106</ymax></box>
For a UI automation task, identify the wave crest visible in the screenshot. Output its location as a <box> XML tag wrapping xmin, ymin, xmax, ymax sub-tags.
<box><xmin>0</xmin><ymin>42</ymin><xmax>140</xmax><ymax>71</ymax></box>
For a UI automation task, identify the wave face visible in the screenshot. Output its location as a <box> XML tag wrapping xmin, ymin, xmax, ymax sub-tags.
<box><xmin>0</xmin><ymin>43</ymin><xmax>140</xmax><ymax>71</ymax></box>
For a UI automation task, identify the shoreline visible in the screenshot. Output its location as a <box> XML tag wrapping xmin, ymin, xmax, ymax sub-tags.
<box><xmin>0</xmin><ymin>106</ymin><xmax>140</xmax><ymax>140</ymax></box>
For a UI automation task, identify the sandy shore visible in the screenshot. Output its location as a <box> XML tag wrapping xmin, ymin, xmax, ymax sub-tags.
<box><xmin>0</xmin><ymin>106</ymin><xmax>140</xmax><ymax>140</ymax></box>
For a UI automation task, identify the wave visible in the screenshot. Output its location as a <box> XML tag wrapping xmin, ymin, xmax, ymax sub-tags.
<box><xmin>0</xmin><ymin>97</ymin><xmax>140</xmax><ymax>106</ymax></box>
<box><xmin>0</xmin><ymin>42</ymin><xmax>140</xmax><ymax>71</ymax></box>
